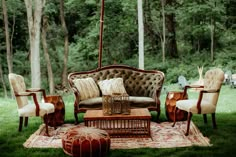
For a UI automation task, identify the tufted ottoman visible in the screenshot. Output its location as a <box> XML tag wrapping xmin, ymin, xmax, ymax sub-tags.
<box><xmin>62</xmin><ymin>126</ymin><xmax>110</xmax><ymax>157</ymax></box>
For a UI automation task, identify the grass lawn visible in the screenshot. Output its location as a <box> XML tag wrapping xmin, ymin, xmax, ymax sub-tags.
<box><xmin>0</xmin><ymin>84</ymin><xmax>236</xmax><ymax>157</ymax></box>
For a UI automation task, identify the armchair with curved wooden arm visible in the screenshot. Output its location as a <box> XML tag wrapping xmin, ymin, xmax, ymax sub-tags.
<box><xmin>9</xmin><ymin>73</ymin><xmax>55</xmax><ymax>136</ymax></box>
<box><xmin>172</xmin><ymin>68</ymin><xmax>224</xmax><ymax>136</ymax></box>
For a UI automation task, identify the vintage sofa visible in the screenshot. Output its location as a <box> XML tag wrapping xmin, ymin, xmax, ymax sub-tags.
<box><xmin>68</xmin><ymin>65</ymin><xmax>165</xmax><ymax>124</ymax></box>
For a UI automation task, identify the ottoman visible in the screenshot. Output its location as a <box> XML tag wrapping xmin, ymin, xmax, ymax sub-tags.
<box><xmin>62</xmin><ymin>126</ymin><xmax>110</xmax><ymax>157</ymax></box>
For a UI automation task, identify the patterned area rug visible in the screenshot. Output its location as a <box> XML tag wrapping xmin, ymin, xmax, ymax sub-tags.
<box><xmin>23</xmin><ymin>121</ymin><xmax>211</xmax><ymax>149</ymax></box>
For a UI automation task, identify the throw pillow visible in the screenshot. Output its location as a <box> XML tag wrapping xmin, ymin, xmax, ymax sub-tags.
<box><xmin>73</xmin><ymin>77</ymin><xmax>100</xmax><ymax>100</ymax></box>
<box><xmin>98</xmin><ymin>78</ymin><xmax>127</xmax><ymax>95</ymax></box>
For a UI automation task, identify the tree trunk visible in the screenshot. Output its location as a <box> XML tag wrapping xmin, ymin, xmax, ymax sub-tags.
<box><xmin>60</xmin><ymin>0</ymin><xmax>69</xmax><ymax>88</ymax></box>
<box><xmin>10</xmin><ymin>13</ymin><xmax>16</xmax><ymax>61</ymax></box>
<box><xmin>210</xmin><ymin>17</ymin><xmax>215</xmax><ymax>62</ymax></box>
<box><xmin>165</xmin><ymin>0</ymin><xmax>178</xmax><ymax>58</ymax></box>
<box><xmin>143</xmin><ymin>0</ymin><xmax>162</xmax><ymax>54</ymax></box>
<box><xmin>42</xmin><ymin>15</ymin><xmax>55</xmax><ymax>94</ymax></box>
<box><xmin>138</xmin><ymin>0</ymin><xmax>144</xmax><ymax>70</ymax></box>
<box><xmin>0</xmin><ymin>64</ymin><xmax>8</xmax><ymax>98</ymax></box>
<box><xmin>24</xmin><ymin>0</ymin><xmax>45</xmax><ymax>89</ymax></box>
<box><xmin>2</xmin><ymin>0</ymin><xmax>13</xmax><ymax>74</ymax></box>
<box><xmin>197</xmin><ymin>40</ymin><xmax>200</xmax><ymax>53</ymax></box>
<box><xmin>161</xmin><ymin>0</ymin><xmax>166</xmax><ymax>63</ymax></box>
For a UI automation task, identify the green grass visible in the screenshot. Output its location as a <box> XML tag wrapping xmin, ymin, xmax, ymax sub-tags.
<box><xmin>0</xmin><ymin>84</ymin><xmax>236</xmax><ymax>157</ymax></box>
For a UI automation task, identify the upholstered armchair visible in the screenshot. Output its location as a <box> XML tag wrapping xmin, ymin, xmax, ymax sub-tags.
<box><xmin>8</xmin><ymin>73</ymin><xmax>55</xmax><ymax>136</ymax></box>
<box><xmin>172</xmin><ymin>68</ymin><xmax>224</xmax><ymax>136</ymax></box>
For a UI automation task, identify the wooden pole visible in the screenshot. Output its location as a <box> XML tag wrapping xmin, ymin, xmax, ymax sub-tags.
<box><xmin>98</xmin><ymin>0</ymin><xmax>105</xmax><ymax>68</ymax></box>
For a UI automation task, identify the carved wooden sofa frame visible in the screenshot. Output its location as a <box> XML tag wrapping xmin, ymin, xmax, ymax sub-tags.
<box><xmin>68</xmin><ymin>65</ymin><xmax>165</xmax><ymax>124</ymax></box>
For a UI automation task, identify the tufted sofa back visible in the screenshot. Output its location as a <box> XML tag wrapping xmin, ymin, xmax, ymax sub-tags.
<box><xmin>68</xmin><ymin>65</ymin><xmax>165</xmax><ymax>99</ymax></box>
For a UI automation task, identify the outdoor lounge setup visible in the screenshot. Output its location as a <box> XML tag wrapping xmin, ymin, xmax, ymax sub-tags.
<box><xmin>2</xmin><ymin>0</ymin><xmax>236</xmax><ymax>156</ymax></box>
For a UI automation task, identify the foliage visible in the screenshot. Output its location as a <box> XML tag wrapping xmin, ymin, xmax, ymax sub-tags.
<box><xmin>0</xmin><ymin>0</ymin><xmax>236</xmax><ymax>92</ymax></box>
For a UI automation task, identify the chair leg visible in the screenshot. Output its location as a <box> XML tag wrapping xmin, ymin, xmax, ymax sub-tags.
<box><xmin>74</xmin><ymin>112</ymin><xmax>79</xmax><ymax>125</ymax></box>
<box><xmin>211</xmin><ymin>113</ymin><xmax>217</xmax><ymax>129</ymax></box>
<box><xmin>43</xmin><ymin>114</ymin><xmax>49</xmax><ymax>136</ymax></box>
<box><xmin>19</xmin><ymin>117</ymin><xmax>23</xmax><ymax>132</ymax></box>
<box><xmin>24</xmin><ymin>117</ymin><xmax>28</xmax><ymax>127</ymax></box>
<box><xmin>156</xmin><ymin>109</ymin><xmax>160</xmax><ymax>123</ymax></box>
<box><xmin>203</xmin><ymin>114</ymin><xmax>207</xmax><ymax>124</ymax></box>
<box><xmin>185</xmin><ymin>112</ymin><xmax>192</xmax><ymax>136</ymax></box>
<box><xmin>172</xmin><ymin>107</ymin><xmax>177</xmax><ymax>127</ymax></box>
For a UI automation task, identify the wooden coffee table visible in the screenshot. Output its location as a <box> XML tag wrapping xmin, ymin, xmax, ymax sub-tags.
<box><xmin>84</xmin><ymin>108</ymin><xmax>151</xmax><ymax>138</ymax></box>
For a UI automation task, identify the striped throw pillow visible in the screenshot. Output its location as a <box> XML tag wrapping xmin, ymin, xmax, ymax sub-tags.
<box><xmin>73</xmin><ymin>77</ymin><xmax>100</xmax><ymax>100</ymax></box>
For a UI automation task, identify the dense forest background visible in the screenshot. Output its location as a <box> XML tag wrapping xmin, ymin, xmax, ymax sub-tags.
<box><xmin>0</xmin><ymin>0</ymin><xmax>236</xmax><ymax>97</ymax></box>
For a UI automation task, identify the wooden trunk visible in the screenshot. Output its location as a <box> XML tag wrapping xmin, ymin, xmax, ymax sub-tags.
<box><xmin>45</xmin><ymin>95</ymin><xmax>65</xmax><ymax>126</ymax></box>
<box><xmin>165</xmin><ymin>91</ymin><xmax>188</xmax><ymax>122</ymax></box>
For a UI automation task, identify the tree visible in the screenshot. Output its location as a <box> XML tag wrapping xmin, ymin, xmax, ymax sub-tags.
<box><xmin>2</xmin><ymin>0</ymin><xmax>12</xmax><ymax>74</ymax></box>
<box><xmin>161</xmin><ymin>0</ymin><xmax>166</xmax><ymax>63</ymax></box>
<box><xmin>165</xmin><ymin>0</ymin><xmax>178</xmax><ymax>58</ymax></box>
<box><xmin>225</xmin><ymin>0</ymin><xmax>236</xmax><ymax>29</ymax></box>
<box><xmin>207</xmin><ymin>0</ymin><xmax>225</xmax><ymax>61</ymax></box>
<box><xmin>24</xmin><ymin>0</ymin><xmax>45</xmax><ymax>89</ymax></box>
<box><xmin>0</xmin><ymin>62</ymin><xmax>8</xmax><ymax>98</ymax></box>
<box><xmin>60</xmin><ymin>0</ymin><xmax>69</xmax><ymax>87</ymax></box>
<box><xmin>138</xmin><ymin>0</ymin><xmax>144</xmax><ymax>69</ymax></box>
<box><xmin>42</xmin><ymin>15</ymin><xmax>55</xmax><ymax>94</ymax></box>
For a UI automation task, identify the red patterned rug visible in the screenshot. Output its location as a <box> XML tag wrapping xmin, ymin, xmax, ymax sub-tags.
<box><xmin>23</xmin><ymin>121</ymin><xmax>211</xmax><ymax>149</ymax></box>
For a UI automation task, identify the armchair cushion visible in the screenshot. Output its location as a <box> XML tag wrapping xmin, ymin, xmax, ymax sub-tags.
<box><xmin>18</xmin><ymin>102</ymin><xmax>55</xmax><ymax>117</ymax></box>
<box><xmin>176</xmin><ymin>99</ymin><xmax>216</xmax><ymax>114</ymax></box>
<box><xmin>98</xmin><ymin>78</ymin><xmax>127</xmax><ymax>95</ymax></box>
<box><xmin>73</xmin><ymin>77</ymin><xmax>100</xmax><ymax>100</ymax></box>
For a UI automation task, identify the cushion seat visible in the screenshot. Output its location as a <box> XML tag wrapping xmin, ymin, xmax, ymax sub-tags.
<box><xmin>176</xmin><ymin>99</ymin><xmax>216</xmax><ymax>114</ymax></box>
<box><xmin>129</xmin><ymin>96</ymin><xmax>156</xmax><ymax>107</ymax></box>
<box><xmin>78</xmin><ymin>96</ymin><xmax>156</xmax><ymax>109</ymax></box>
<box><xmin>18</xmin><ymin>102</ymin><xmax>55</xmax><ymax>117</ymax></box>
<box><xmin>79</xmin><ymin>97</ymin><xmax>103</xmax><ymax>109</ymax></box>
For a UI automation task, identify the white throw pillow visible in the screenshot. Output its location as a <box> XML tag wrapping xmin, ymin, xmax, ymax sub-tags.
<box><xmin>73</xmin><ymin>77</ymin><xmax>100</xmax><ymax>100</ymax></box>
<box><xmin>98</xmin><ymin>78</ymin><xmax>127</xmax><ymax>95</ymax></box>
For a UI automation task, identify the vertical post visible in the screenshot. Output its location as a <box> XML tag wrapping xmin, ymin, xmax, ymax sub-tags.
<box><xmin>138</xmin><ymin>0</ymin><xmax>144</xmax><ymax>70</ymax></box>
<box><xmin>98</xmin><ymin>0</ymin><xmax>105</xmax><ymax>68</ymax></box>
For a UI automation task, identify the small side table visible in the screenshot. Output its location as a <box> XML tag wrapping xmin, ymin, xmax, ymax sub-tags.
<box><xmin>165</xmin><ymin>91</ymin><xmax>188</xmax><ymax>122</ymax></box>
<box><xmin>45</xmin><ymin>95</ymin><xmax>65</xmax><ymax>126</ymax></box>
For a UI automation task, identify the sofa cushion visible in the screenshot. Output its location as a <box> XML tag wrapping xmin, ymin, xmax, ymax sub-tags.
<box><xmin>78</xmin><ymin>96</ymin><xmax>156</xmax><ymax>109</ymax></box>
<box><xmin>73</xmin><ymin>77</ymin><xmax>100</xmax><ymax>100</ymax></box>
<box><xmin>98</xmin><ymin>78</ymin><xmax>127</xmax><ymax>95</ymax></box>
<box><xmin>79</xmin><ymin>97</ymin><xmax>103</xmax><ymax>109</ymax></box>
<box><xmin>129</xmin><ymin>96</ymin><xmax>156</xmax><ymax>108</ymax></box>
